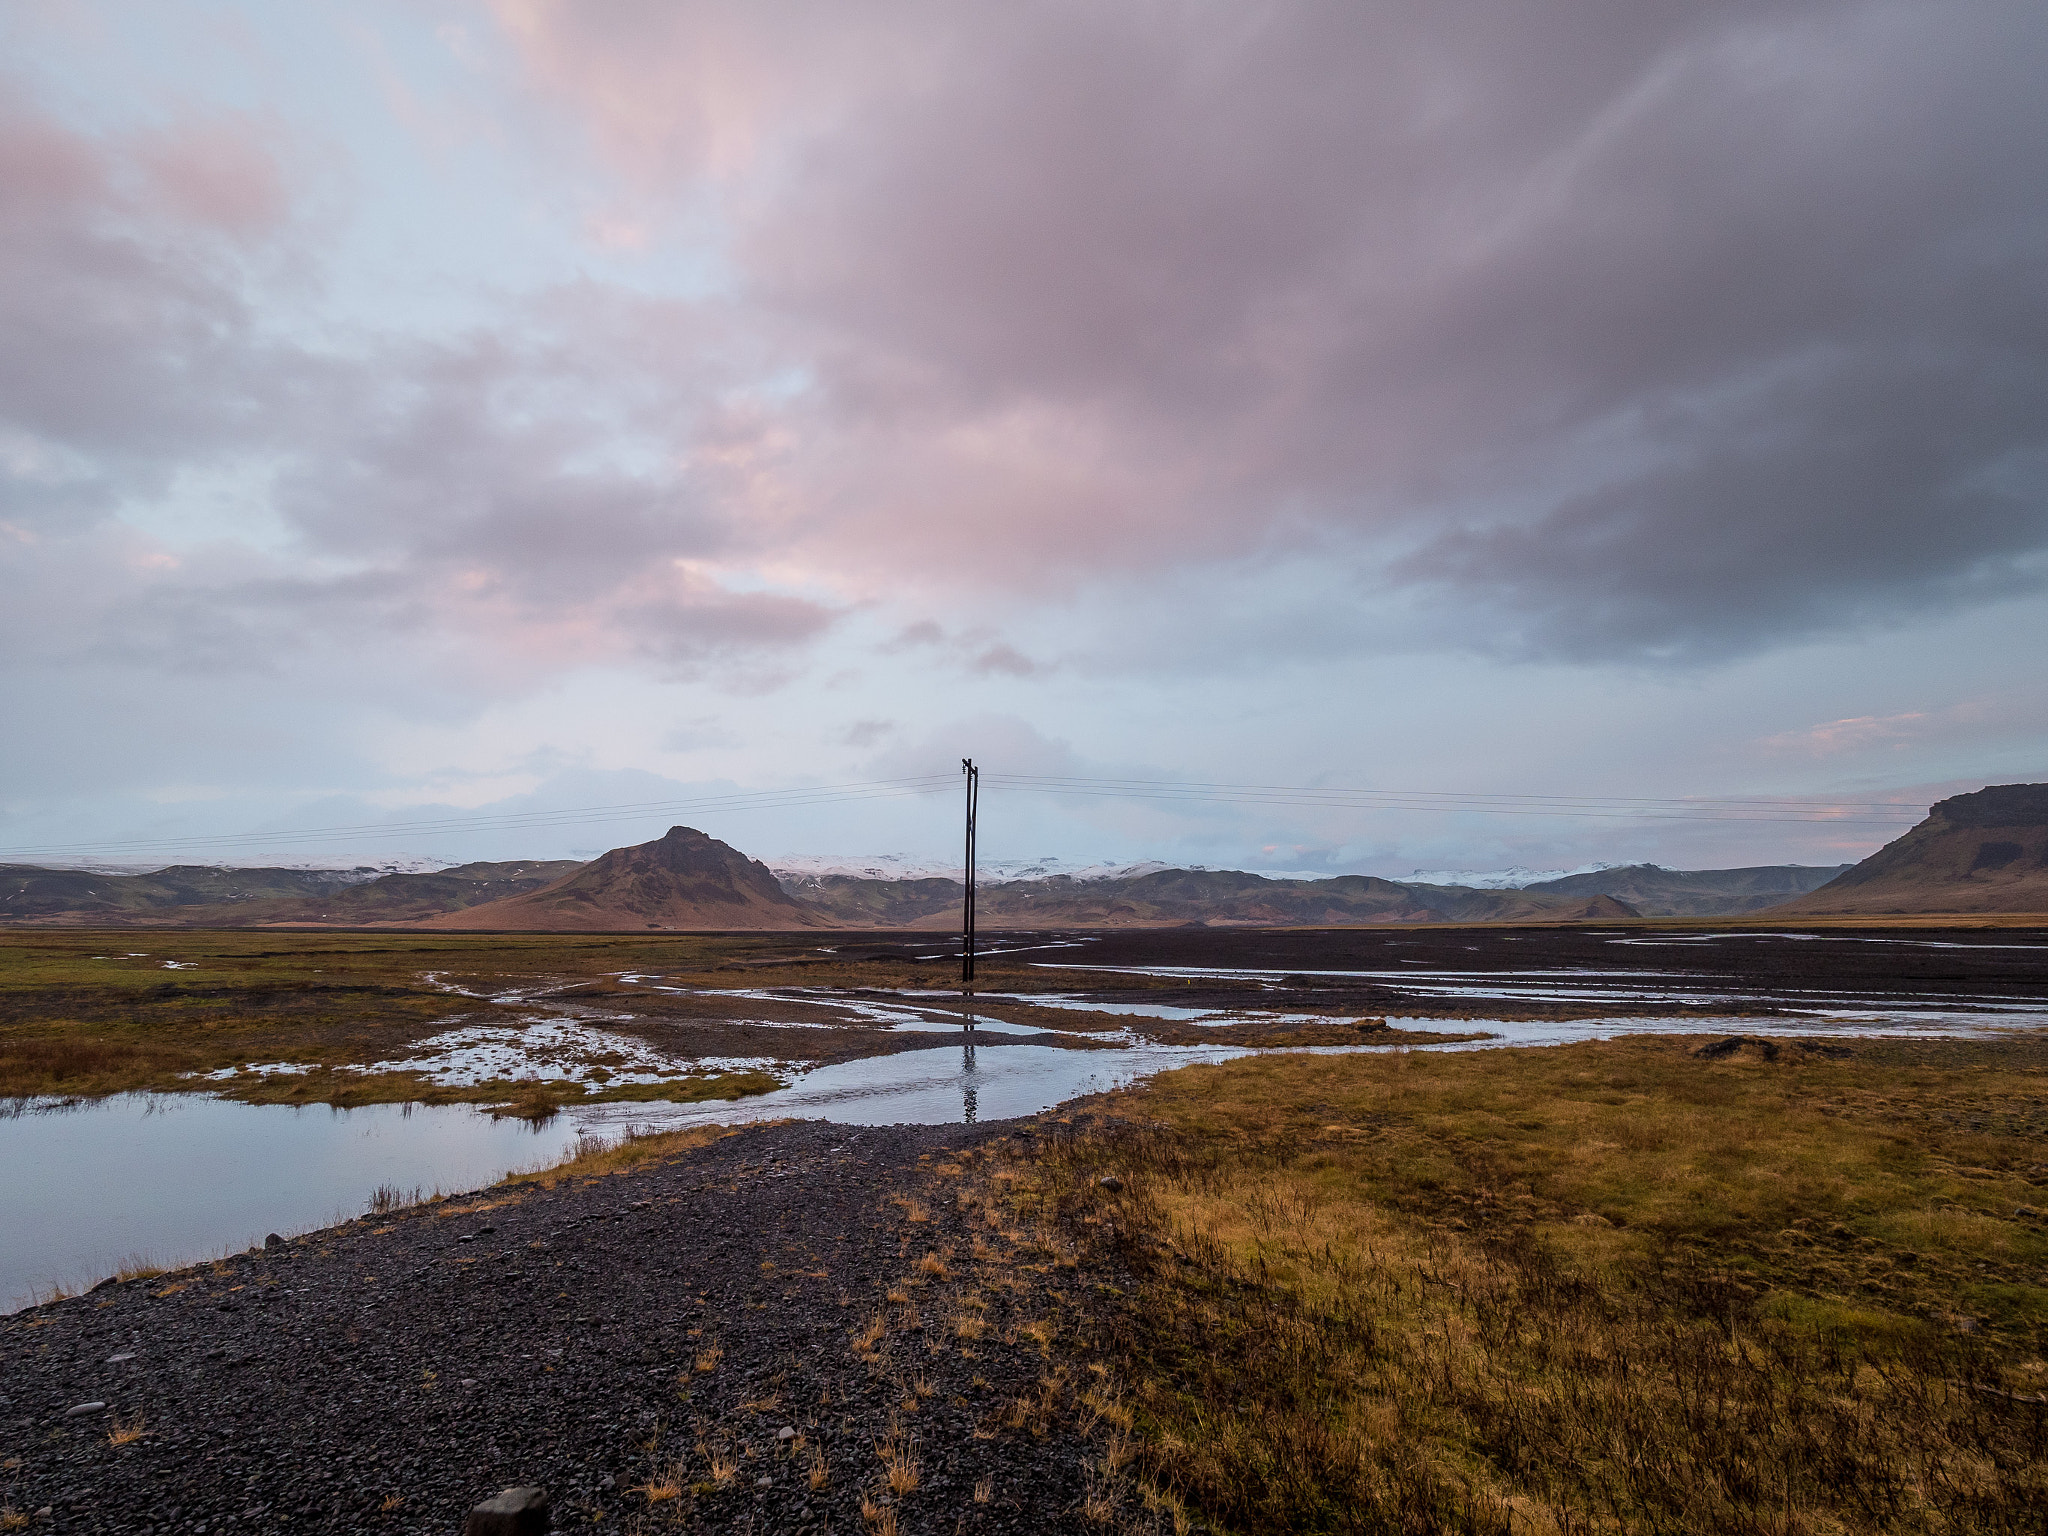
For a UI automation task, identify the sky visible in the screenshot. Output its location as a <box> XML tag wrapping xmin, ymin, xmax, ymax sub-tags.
<box><xmin>2</xmin><ymin>0</ymin><xmax>2045</xmax><ymax>878</ymax></box>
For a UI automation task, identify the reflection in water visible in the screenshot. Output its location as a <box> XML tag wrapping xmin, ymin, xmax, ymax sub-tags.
<box><xmin>961</xmin><ymin>991</ymin><xmax>979</xmax><ymax>1122</ymax></box>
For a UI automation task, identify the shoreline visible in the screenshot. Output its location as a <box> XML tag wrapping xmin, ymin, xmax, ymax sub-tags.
<box><xmin>1</xmin><ymin>1114</ymin><xmax>1121</xmax><ymax>1534</ymax></box>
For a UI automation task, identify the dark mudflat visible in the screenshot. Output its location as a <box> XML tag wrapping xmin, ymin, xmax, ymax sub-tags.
<box><xmin>0</xmin><ymin>1120</ymin><xmax>1108</xmax><ymax>1535</ymax></box>
<box><xmin>834</xmin><ymin>924</ymin><xmax>2048</xmax><ymax>1017</ymax></box>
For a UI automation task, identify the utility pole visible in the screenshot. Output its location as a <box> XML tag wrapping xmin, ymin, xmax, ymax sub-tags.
<box><xmin>961</xmin><ymin>758</ymin><xmax>979</xmax><ymax>986</ymax></box>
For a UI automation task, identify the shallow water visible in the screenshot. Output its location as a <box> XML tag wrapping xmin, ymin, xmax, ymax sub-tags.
<box><xmin>1046</xmin><ymin>962</ymin><xmax>2048</xmax><ymax>1013</ymax></box>
<box><xmin>5</xmin><ymin>1009</ymin><xmax>2040</xmax><ymax>1313</ymax></box>
<box><xmin>0</xmin><ymin>1036</ymin><xmax>1231</xmax><ymax>1311</ymax></box>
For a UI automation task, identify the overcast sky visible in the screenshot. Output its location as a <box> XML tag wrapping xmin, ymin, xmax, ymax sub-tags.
<box><xmin>3</xmin><ymin>0</ymin><xmax>2045</xmax><ymax>876</ymax></box>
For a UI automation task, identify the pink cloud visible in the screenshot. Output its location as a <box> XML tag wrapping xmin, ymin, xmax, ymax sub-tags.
<box><xmin>135</xmin><ymin>114</ymin><xmax>289</xmax><ymax>236</ymax></box>
<box><xmin>479</xmin><ymin>0</ymin><xmax>2048</xmax><ymax>662</ymax></box>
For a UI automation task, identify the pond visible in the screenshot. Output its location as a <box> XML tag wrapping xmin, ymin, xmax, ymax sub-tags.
<box><xmin>3</xmin><ymin>1010</ymin><xmax>2034</xmax><ymax>1312</ymax></box>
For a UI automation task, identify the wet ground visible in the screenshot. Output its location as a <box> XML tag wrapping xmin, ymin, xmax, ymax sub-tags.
<box><xmin>825</xmin><ymin>924</ymin><xmax>2048</xmax><ymax>1019</ymax></box>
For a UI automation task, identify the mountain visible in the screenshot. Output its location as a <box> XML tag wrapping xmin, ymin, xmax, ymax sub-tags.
<box><xmin>0</xmin><ymin>860</ymin><xmax>583</xmax><ymax>926</ymax></box>
<box><xmin>1</xmin><ymin>863</ymin><xmax>376</xmax><ymax>923</ymax></box>
<box><xmin>1522</xmin><ymin>862</ymin><xmax>1853</xmax><ymax>917</ymax></box>
<box><xmin>789</xmin><ymin>867</ymin><xmax>1637</xmax><ymax>927</ymax></box>
<box><xmin>423</xmin><ymin>826</ymin><xmax>823</xmax><ymax>931</ymax></box>
<box><xmin>270</xmin><ymin>862</ymin><xmax>587</xmax><ymax>924</ymax></box>
<box><xmin>1766</xmin><ymin>784</ymin><xmax>2048</xmax><ymax>915</ymax></box>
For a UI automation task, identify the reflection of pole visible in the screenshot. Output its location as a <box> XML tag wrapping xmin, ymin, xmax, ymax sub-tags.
<box><xmin>961</xmin><ymin>1035</ymin><xmax>978</xmax><ymax>1124</ymax></box>
<box><xmin>960</xmin><ymin>758</ymin><xmax>979</xmax><ymax>986</ymax></box>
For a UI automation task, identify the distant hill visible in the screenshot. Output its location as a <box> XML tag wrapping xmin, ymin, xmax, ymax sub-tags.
<box><xmin>790</xmin><ymin>867</ymin><xmax>1637</xmax><ymax>927</ymax></box>
<box><xmin>424</xmin><ymin>826</ymin><xmax>822</xmax><ymax>931</ymax></box>
<box><xmin>1523</xmin><ymin>863</ymin><xmax>1853</xmax><ymax>917</ymax></box>
<box><xmin>0</xmin><ymin>829</ymin><xmax>1916</xmax><ymax>929</ymax></box>
<box><xmin>1</xmin><ymin>863</ymin><xmax>373</xmax><ymax>923</ymax></box>
<box><xmin>271</xmin><ymin>862</ymin><xmax>588</xmax><ymax>924</ymax></box>
<box><xmin>1767</xmin><ymin>783</ymin><xmax>2048</xmax><ymax>915</ymax></box>
<box><xmin>0</xmin><ymin>860</ymin><xmax>583</xmax><ymax>926</ymax></box>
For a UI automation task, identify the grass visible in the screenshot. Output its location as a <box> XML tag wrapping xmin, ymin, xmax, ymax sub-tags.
<box><xmin>1005</xmin><ymin>1035</ymin><xmax>2048</xmax><ymax>1536</ymax></box>
<box><xmin>105</xmin><ymin>1416</ymin><xmax>147</xmax><ymax>1447</ymax></box>
<box><xmin>0</xmin><ymin>930</ymin><xmax>804</xmax><ymax>1105</ymax></box>
<box><xmin>501</xmin><ymin>1122</ymin><xmax>752</xmax><ymax>1189</ymax></box>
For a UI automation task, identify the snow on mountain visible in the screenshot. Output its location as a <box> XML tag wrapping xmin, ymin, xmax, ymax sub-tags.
<box><xmin>767</xmin><ymin>853</ymin><xmax>1174</xmax><ymax>884</ymax></box>
<box><xmin>1393</xmin><ymin>862</ymin><xmax>1623</xmax><ymax>889</ymax></box>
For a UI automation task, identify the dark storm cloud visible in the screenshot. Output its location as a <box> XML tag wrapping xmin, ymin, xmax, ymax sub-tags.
<box><xmin>509</xmin><ymin>0</ymin><xmax>2048</xmax><ymax>662</ymax></box>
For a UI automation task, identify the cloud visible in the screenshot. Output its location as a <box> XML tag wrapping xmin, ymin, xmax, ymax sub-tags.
<box><xmin>491</xmin><ymin>0</ymin><xmax>2048</xmax><ymax>663</ymax></box>
<box><xmin>970</xmin><ymin>643</ymin><xmax>1037</xmax><ymax>678</ymax></box>
<box><xmin>0</xmin><ymin>78</ymin><xmax>834</xmax><ymax>683</ymax></box>
<box><xmin>840</xmin><ymin>718</ymin><xmax>895</xmax><ymax>748</ymax></box>
<box><xmin>1761</xmin><ymin>711</ymin><xmax>1935</xmax><ymax>757</ymax></box>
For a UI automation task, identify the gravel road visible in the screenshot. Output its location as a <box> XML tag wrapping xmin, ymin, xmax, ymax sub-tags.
<box><xmin>1</xmin><ymin>1119</ymin><xmax>1124</xmax><ymax>1535</ymax></box>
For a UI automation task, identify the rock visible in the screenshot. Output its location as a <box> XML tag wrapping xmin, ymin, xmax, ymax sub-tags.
<box><xmin>90</xmin><ymin>1276</ymin><xmax>121</xmax><ymax>1293</ymax></box>
<box><xmin>2014</xmin><ymin>1205</ymin><xmax>2044</xmax><ymax>1221</ymax></box>
<box><xmin>1097</xmin><ymin>1174</ymin><xmax>1125</xmax><ymax>1194</ymax></box>
<box><xmin>756</xmin><ymin>1476</ymin><xmax>772</xmax><ymax>1488</ymax></box>
<box><xmin>65</xmin><ymin>1402</ymin><xmax>108</xmax><ymax>1417</ymax></box>
<box><xmin>464</xmin><ymin>1486</ymin><xmax>550</xmax><ymax>1536</ymax></box>
<box><xmin>776</xmin><ymin>1425</ymin><xmax>796</xmax><ymax>1440</ymax></box>
<box><xmin>264</xmin><ymin>1233</ymin><xmax>285</xmax><ymax>1249</ymax></box>
<box><xmin>105</xmin><ymin>1353</ymin><xmax>136</xmax><ymax>1364</ymax></box>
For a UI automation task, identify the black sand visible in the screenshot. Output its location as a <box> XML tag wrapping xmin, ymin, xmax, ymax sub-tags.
<box><xmin>0</xmin><ymin>1120</ymin><xmax>1113</xmax><ymax>1535</ymax></box>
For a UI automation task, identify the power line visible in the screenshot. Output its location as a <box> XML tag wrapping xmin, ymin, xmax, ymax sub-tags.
<box><xmin>0</xmin><ymin>767</ymin><xmax>1928</xmax><ymax>866</ymax></box>
<box><xmin>980</xmin><ymin>773</ymin><xmax>1923</xmax><ymax>825</ymax></box>
<box><xmin>0</xmin><ymin>776</ymin><xmax>958</xmax><ymax>862</ymax></box>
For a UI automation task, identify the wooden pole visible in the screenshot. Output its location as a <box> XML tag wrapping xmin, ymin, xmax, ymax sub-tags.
<box><xmin>961</xmin><ymin>758</ymin><xmax>978</xmax><ymax>985</ymax></box>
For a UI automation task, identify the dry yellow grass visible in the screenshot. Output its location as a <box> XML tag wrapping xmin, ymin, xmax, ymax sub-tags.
<box><xmin>503</xmin><ymin>1122</ymin><xmax>754</xmax><ymax>1189</ymax></box>
<box><xmin>882</xmin><ymin>1447</ymin><xmax>920</xmax><ymax>1496</ymax></box>
<box><xmin>852</xmin><ymin>1311</ymin><xmax>887</xmax><ymax>1358</ymax></box>
<box><xmin>1007</xmin><ymin>1035</ymin><xmax>2048</xmax><ymax>1536</ymax></box>
<box><xmin>633</xmin><ymin>1468</ymin><xmax>682</xmax><ymax>1504</ymax></box>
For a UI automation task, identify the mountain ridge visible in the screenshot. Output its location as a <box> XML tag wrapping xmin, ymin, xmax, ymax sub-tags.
<box><xmin>1767</xmin><ymin>784</ymin><xmax>2048</xmax><ymax>915</ymax></box>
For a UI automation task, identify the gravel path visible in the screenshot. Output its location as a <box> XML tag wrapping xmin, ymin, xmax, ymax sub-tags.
<box><xmin>1</xmin><ymin>1120</ymin><xmax>1122</xmax><ymax>1535</ymax></box>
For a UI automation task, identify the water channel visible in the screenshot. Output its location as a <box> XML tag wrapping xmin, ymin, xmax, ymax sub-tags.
<box><xmin>6</xmin><ymin>999</ymin><xmax>2037</xmax><ymax>1313</ymax></box>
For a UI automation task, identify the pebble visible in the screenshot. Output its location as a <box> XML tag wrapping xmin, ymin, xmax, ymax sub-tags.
<box><xmin>463</xmin><ymin>1485</ymin><xmax>549</xmax><ymax>1536</ymax></box>
<box><xmin>65</xmin><ymin>1402</ymin><xmax>108</xmax><ymax>1417</ymax></box>
<box><xmin>2</xmin><ymin>1120</ymin><xmax>1104</xmax><ymax>1532</ymax></box>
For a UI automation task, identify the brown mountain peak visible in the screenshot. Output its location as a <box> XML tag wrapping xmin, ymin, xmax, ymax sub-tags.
<box><xmin>424</xmin><ymin>825</ymin><xmax>826</xmax><ymax>931</ymax></box>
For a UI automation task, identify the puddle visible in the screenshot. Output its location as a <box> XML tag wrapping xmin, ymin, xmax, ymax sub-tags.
<box><xmin>0</xmin><ymin>1094</ymin><xmax>594</xmax><ymax>1314</ymax></box>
